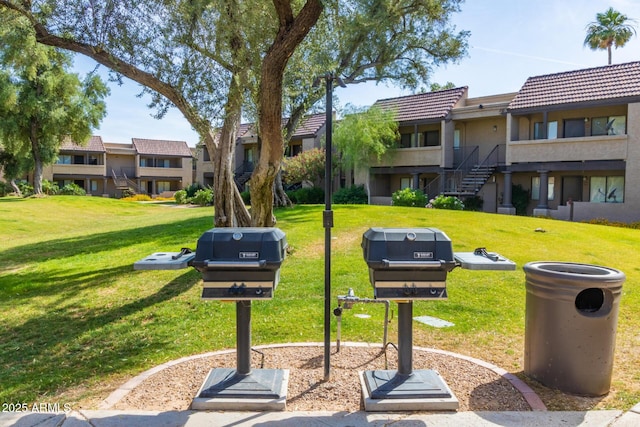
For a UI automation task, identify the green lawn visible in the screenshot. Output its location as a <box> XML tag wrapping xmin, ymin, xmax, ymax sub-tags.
<box><xmin>0</xmin><ymin>197</ymin><xmax>638</xmax><ymax>410</ymax></box>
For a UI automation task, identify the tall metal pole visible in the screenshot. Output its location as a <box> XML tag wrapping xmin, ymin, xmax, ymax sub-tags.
<box><xmin>323</xmin><ymin>73</ymin><xmax>334</xmax><ymax>381</ymax></box>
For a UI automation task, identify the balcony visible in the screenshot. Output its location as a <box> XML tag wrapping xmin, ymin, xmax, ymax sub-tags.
<box><xmin>52</xmin><ymin>163</ymin><xmax>106</xmax><ymax>176</ymax></box>
<box><xmin>375</xmin><ymin>146</ymin><xmax>442</xmax><ymax>168</ymax></box>
<box><xmin>508</xmin><ymin>135</ymin><xmax>628</xmax><ymax>164</ymax></box>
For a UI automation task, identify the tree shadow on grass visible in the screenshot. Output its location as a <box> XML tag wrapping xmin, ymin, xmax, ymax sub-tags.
<box><xmin>0</xmin><ymin>218</ymin><xmax>210</xmax><ymax>401</ymax></box>
<box><xmin>0</xmin><ymin>268</ymin><xmax>201</xmax><ymax>401</ymax></box>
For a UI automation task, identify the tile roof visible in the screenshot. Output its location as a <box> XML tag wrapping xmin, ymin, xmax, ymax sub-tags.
<box><xmin>132</xmin><ymin>138</ymin><xmax>193</xmax><ymax>157</ymax></box>
<box><xmin>508</xmin><ymin>61</ymin><xmax>640</xmax><ymax>111</ymax></box>
<box><xmin>373</xmin><ymin>87</ymin><xmax>468</xmax><ymax>123</ymax></box>
<box><xmin>60</xmin><ymin>135</ymin><xmax>106</xmax><ymax>152</ymax></box>
<box><xmin>290</xmin><ymin>113</ymin><xmax>326</xmax><ymax>138</ymax></box>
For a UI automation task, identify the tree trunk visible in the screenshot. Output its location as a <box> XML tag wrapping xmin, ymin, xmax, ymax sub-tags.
<box><xmin>29</xmin><ymin>120</ymin><xmax>43</xmax><ymax>196</ymax></box>
<box><xmin>10</xmin><ymin>179</ymin><xmax>21</xmax><ymax>197</ymax></box>
<box><xmin>207</xmin><ymin>71</ymin><xmax>252</xmax><ymax>227</ymax></box>
<box><xmin>250</xmin><ymin>0</ymin><xmax>323</xmax><ymax>226</ymax></box>
<box><xmin>274</xmin><ymin>170</ymin><xmax>292</xmax><ymax>207</ymax></box>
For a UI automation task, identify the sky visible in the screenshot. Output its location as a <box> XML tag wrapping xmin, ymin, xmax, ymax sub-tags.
<box><xmin>72</xmin><ymin>0</ymin><xmax>640</xmax><ymax>147</ymax></box>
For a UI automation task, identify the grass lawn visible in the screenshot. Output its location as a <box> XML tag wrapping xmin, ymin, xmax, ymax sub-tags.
<box><xmin>0</xmin><ymin>196</ymin><xmax>638</xmax><ymax>410</ymax></box>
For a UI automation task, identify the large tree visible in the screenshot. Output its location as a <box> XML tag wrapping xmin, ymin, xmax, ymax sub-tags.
<box><xmin>0</xmin><ymin>0</ymin><xmax>468</xmax><ymax>225</ymax></box>
<box><xmin>0</xmin><ymin>12</ymin><xmax>108</xmax><ymax>195</ymax></box>
<box><xmin>584</xmin><ymin>7</ymin><xmax>637</xmax><ymax>65</ymax></box>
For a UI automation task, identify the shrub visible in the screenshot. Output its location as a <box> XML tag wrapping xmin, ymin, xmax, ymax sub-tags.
<box><xmin>17</xmin><ymin>181</ymin><xmax>34</xmax><ymax>197</ymax></box>
<box><xmin>287</xmin><ymin>187</ymin><xmax>325</xmax><ymax>204</ymax></box>
<box><xmin>428</xmin><ymin>195</ymin><xmax>464</xmax><ymax>210</ymax></box>
<box><xmin>42</xmin><ymin>179</ymin><xmax>59</xmax><ymax>195</ymax></box>
<box><xmin>60</xmin><ymin>183</ymin><xmax>86</xmax><ymax>196</ymax></box>
<box><xmin>174</xmin><ymin>189</ymin><xmax>189</xmax><ymax>204</ymax></box>
<box><xmin>462</xmin><ymin>195</ymin><xmax>483</xmax><ymax>211</ymax></box>
<box><xmin>241</xmin><ymin>190</ymin><xmax>251</xmax><ymax>205</ymax></box>
<box><xmin>184</xmin><ymin>182</ymin><xmax>203</xmax><ymax>198</ymax></box>
<box><xmin>191</xmin><ymin>188</ymin><xmax>213</xmax><ymax>206</ymax></box>
<box><xmin>391</xmin><ymin>188</ymin><xmax>427</xmax><ymax>207</ymax></box>
<box><xmin>0</xmin><ymin>181</ymin><xmax>11</xmax><ymax>197</ymax></box>
<box><xmin>333</xmin><ymin>185</ymin><xmax>368</xmax><ymax>204</ymax></box>
<box><xmin>121</xmin><ymin>194</ymin><xmax>152</xmax><ymax>202</ymax></box>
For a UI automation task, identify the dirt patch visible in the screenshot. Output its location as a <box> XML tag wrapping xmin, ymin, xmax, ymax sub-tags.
<box><xmin>111</xmin><ymin>345</ymin><xmax>532</xmax><ymax>412</ymax></box>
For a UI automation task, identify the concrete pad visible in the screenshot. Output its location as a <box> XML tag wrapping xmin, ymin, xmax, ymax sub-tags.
<box><xmin>359</xmin><ymin>370</ymin><xmax>459</xmax><ymax>412</ymax></box>
<box><xmin>60</xmin><ymin>410</ymin><xmax>624</xmax><ymax>427</ymax></box>
<box><xmin>0</xmin><ymin>412</ymin><xmax>65</xmax><ymax>427</ymax></box>
<box><xmin>611</xmin><ymin>410</ymin><xmax>640</xmax><ymax>427</ymax></box>
<box><xmin>191</xmin><ymin>369</ymin><xmax>289</xmax><ymax>411</ymax></box>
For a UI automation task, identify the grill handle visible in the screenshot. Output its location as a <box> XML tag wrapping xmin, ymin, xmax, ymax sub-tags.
<box><xmin>382</xmin><ymin>259</ymin><xmax>443</xmax><ymax>269</ymax></box>
<box><xmin>205</xmin><ymin>260</ymin><xmax>267</xmax><ymax>268</ymax></box>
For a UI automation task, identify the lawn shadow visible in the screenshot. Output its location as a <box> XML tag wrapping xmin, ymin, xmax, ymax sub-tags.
<box><xmin>1</xmin><ymin>268</ymin><xmax>201</xmax><ymax>399</ymax></box>
<box><xmin>0</xmin><ymin>217</ymin><xmax>210</xmax><ymax>400</ymax></box>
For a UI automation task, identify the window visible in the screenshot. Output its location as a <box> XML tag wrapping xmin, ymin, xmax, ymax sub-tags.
<box><xmin>607</xmin><ymin>116</ymin><xmax>626</xmax><ymax>135</ymax></box>
<box><xmin>590</xmin><ymin>176</ymin><xmax>624</xmax><ymax>203</ymax></box>
<box><xmin>140</xmin><ymin>158</ymin><xmax>148</xmax><ymax>167</ymax></box>
<box><xmin>533</xmin><ymin>121</ymin><xmax>557</xmax><ymax>139</ymax></box>
<box><xmin>57</xmin><ymin>155</ymin><xmax>71</xmax><ymax>164</ymax></box>
<box><xmin>531</xmin><ymin>176</ymin><xmax>555</xmax><ymax>201</ymax></box>
<box><xmin>90</xmin><ymin>180</ymin><xmax>98</xmax><ymax>192</ymax></box>
<box><xmin>202</xmin><ymin>146</ymin><xmax>211</xmax><ymax>161</ymax></box>
<box><xmin>88</xmin><ymin>155</ymin><xmax>99</xmax><ymax>165</ymax></box>
<box><xmin>547</xmin><ymin>121</ymin><xmax>558</xmax><ymax>139</ymax></box>
<box><xmin>563</xmin><ymin>119</ymin><xmax>585</xmax><ymax>138</ymax></box>
<box><xmin>73</xmin><ymin>155</ymin><xmax>84</xmax><ymax>164</ymax></box>
<box><xmin>591</xmin><ymin>116</ymin><xmax>626</xmax><ymax>136</ymax></box>
<box><xmin>591</xmin><ymin>117</ymin><xmax>609</xmax><ymax>136</ymax></box>
<box><xmin>157</xmin><ymin>181</ymin><xmax>171</xmax><ymax>192</ymax></box>
<box><xmin>422</xmin><ymin>130</ymin><xmax>440</xmax><ymax>147</ymax></box>
<box><xmin>286</xmin><ymin>144</ymin><xmax>302</xmax><ymax>157</ymax></box>
<box><xmin>399</xmin><ymin>133</ymin><xmax>413</xmax><ymax>148</ymax></box>
<box><xmin>400</xmin><ymin>177</ymin><xmax>412</xmax><ymax>189</ymax></box>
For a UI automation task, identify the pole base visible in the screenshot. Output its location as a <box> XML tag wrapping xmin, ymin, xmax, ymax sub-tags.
<box><xmin>192</xmin><ymin>368</ymin><xmax>289</xmax><ymax>411</ymax></box>
<box><xmin>360</xmin><ymin>369</ymin><xmax>459</xmax><ymax>411</ymax></box>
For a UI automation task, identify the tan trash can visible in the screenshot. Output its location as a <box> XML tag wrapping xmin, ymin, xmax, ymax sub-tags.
<box><xmin>523</xmin><ymin>262</ymin><xmax>624</xmax><ymax>396</ymax></box>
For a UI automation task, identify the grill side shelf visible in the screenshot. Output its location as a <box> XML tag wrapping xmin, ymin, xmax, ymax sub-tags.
<box><xmin>133</xmin><ymin>252</ymin><xmax>196</xmax><ymax>270</ymax></box>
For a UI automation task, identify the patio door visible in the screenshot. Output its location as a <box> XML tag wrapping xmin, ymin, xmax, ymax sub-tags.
<box><xmin>562</xmin><ymin>176</ymin><xmax>582</xmax><ymax>204</ymax></box>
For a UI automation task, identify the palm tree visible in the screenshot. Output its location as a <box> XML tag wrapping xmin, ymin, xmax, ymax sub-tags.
<box><xmin>584</xmin><ymin>7</ymin><xmax>637</xmax><ymax>65</ymax></box>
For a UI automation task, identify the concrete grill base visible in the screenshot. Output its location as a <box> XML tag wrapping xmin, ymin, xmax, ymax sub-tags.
<box><xmin>359</xmin><ymin>369</ymin><xmax>459</xmax><ymax>412</ymax></box>
<box><xmin>191</xmin><ymin>368</ymin><xmax>289</xmax><ymax>411</ymax></box>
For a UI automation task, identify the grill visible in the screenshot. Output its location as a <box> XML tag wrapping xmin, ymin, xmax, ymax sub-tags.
<box><xmin>133</xmin><ymin>227</ymin><xmax>289</xmax><ymax>411</ymax></box>
<box><xmin>359</xmin><ymin>227</ymin><xmax>515</xmax><ymax>411</ymax></box>
<box><xmin>362</xmin><ymin>227</ymin><xmax>457</xmax><ymax>300</ymax></box>
<box><xmin>191</xmin><ymin>227</ymin><xmax>287</xmax><ymax>300</ymax></box>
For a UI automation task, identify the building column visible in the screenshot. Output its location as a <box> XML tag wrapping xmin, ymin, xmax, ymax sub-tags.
<box><xmin>85</xmin><ymin>178</ymin><xmax>90</xmax><ymax>194</ymax></box>
<box><xmin>533</xmin><ymin>170</ymin><xmax>551</xmax><ymax>217</ymax></box>
<box><xmin>537</xmin><ymin>170</ymin><xmax>549</xmax><ymax>209</ymax></box>
<box><xmin>103</xmin><ymin>178</ymin><xmax>108</xmax><ymax>197</ymax></box>
<box><xmin>498</xmin><ymin>171</ymin><xmax>516</xmax><ymax>215</ymax></box>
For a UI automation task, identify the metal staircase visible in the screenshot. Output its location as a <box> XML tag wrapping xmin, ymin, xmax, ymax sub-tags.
<box><xmin>456</xmin><ymin>164</ymin><xmax>496</xmax><ymax>195</ymax></box>
<box><xmin>111</xmin><ymin>169</ymin><xmax>144</xmax><ymax>194</ymax></box>
<box><xmin>233</xmin><ymin>162</ymin><xmax>254</xmax><ymax>191</ymax></box>
<box><xmin>436</xmin><ymin>145</ymin><xmax>504</xmax><ymax>198</ymax></box>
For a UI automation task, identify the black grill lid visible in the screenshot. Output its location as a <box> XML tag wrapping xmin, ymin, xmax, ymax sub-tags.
<box><xmin>362</xmin><ymin>227</ymin><xmax>456</xmax><ymax>271</ymax></box>
<box><xmin>192</xmin><ymin>227</ymin><xmax>287</xmax><ymax>271</ymax></box>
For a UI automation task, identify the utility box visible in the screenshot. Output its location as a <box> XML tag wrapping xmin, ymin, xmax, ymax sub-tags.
<box><xmin>523</xmin><ymin>261</ymin><xmax>625</xmax><ymax>396</ymax></box>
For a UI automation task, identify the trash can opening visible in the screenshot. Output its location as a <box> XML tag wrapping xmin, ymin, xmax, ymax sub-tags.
<box><xmin>575</xmin><ymin>287</ymin><xmax>612</xmax><ymax>317</ymax></box>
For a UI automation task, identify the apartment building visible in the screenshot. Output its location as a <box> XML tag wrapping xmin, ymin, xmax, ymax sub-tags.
<box><xmin>361</xmin><ymin>61</ymin><xmax>640</xmax><ymax>223</ymax></box>
<box><xmin>44</xmin><ymin>136</ymin><xmax>193</xmax><ymax>197</ymax></box>
<box><xmin>195</xmin><ymin>113</ymin><xmax>327</xmax><ymax>190</ymax></box>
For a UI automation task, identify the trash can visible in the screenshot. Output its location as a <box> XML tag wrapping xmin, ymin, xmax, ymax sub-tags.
<box><xmin>523</xmin><ymin>261</ymin><xmax>625</xmax><ymax>396</ymax></box>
